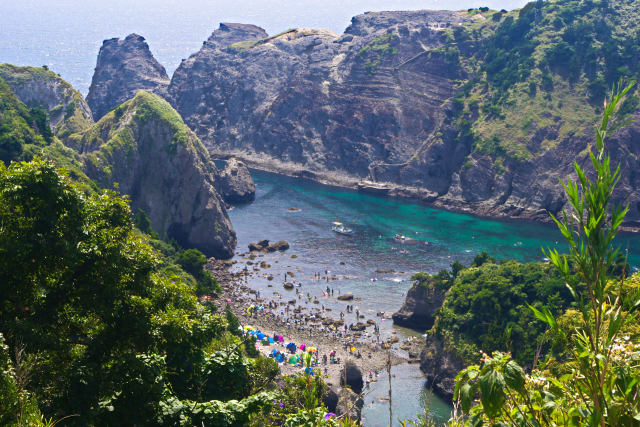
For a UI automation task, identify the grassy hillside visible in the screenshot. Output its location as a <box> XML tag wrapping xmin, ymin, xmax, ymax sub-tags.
<box><xmin>445</xmin><ymin>0</ymin><xmax>640</xmax><ymax>165</ymax></box>
<box><xmin>0</xmin><ymin>77</ymin><xmax>50</xmax><ymax>164</ymax></box>
<box><xmin>0</xmin><ymin>64</ymin><xmax>93</xmax><ymax>142</ymax></box>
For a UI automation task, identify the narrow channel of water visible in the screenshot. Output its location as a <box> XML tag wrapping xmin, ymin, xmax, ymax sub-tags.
<box><xmin>227</xmin><ymin>169</ymin><xmax>640</xmax><ymax>425</ymax></box>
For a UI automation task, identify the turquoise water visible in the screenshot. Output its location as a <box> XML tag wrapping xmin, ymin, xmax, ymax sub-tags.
<box><xmin>228</xmin><ymin>169</ymin><xmax>640</xmax><ymax>426</ymax></box>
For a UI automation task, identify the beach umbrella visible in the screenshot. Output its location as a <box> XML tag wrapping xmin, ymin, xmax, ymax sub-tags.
<box><xmin>270</xmin><ymin>349</ymin><xmax>279</xmax><ymax>357</ymax></box>
<box><xmin>276</xmin><ymin>353</ymin><xmax>285</xmax><ymax>362</ymax></box>
<box><xmin>307</xmin><ymin>346</ymin><xmax>317</xmax><ymax>353</ymax></box>
<box><xmin>257</xmin><ymin>333</ymin><xmax>265</xmax><ymax>340</ymax></box>
<box><xmin>300</xmin><ymin>344</ymin><xmax>306</xmax><ymax>351</ymax></box>
<box><xmin>278</xmin><ymin>334</ymin><xmax>284</xmax><ymax>342</ymax></box>
<box><xmin>288</xmin><ymin>354</ymin><xmax>300</xmax><ymax>364</ymax></box>
<box><xmin>268</xmin><ymin>337</ymin><xmax>275</xmax><ymax>343</ymax></box>
<box><xmin>286</xmin><ymin>343</ymin><xmax>296</xmax><ymax>352</ymax></box>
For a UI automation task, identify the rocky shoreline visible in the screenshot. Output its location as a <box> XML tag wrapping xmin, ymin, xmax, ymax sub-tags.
<box><xmin>205</xmin><ymin>252</ymin><xmax>427</xmax><ymax>419</ymax></box>
<box><xmin>210</xmin><ymin>151</ymin><xmax>586</xmax><ymax>229</ymax></box>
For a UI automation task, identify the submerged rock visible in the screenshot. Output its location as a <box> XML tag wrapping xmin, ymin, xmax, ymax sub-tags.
<box><xmin>87</xmin><ymin>34</ymin><xmax>170</xmax><ymax>121</ymax></box>
<box><xmin>337</xmin><ymin>293</ymin><xmax>354</xmax><ymax>301</ymax></box>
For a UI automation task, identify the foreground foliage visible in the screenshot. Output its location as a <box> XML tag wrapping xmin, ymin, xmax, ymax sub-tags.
<box><xmin>452</xmin><ymin>83</ymin><xmax>640</xmax><ymax>425</ymax></box>
<box><xmin>0</xmin><ymin>158</ymin><xmax>353</xmax><ymax>425</ymax></box>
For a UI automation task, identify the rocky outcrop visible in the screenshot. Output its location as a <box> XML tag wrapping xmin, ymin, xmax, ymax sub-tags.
<box><xmin>216</xmin><ymin>158</ymin><xmax>255</xmax><ymax>204</ymax></box>
<box><xmin>337</xmin><ymin>293</ymin><xmax>354</xmax><ymax>301</ymax></box>
<box><xmin>0</xmin><ymin>63</ymin><xmax>94</xmax><ymax>144</ymax></box>
<box><xmin>247</xmin><ymin>240</ymin><xmax>289</xmax><ymax>252</ymax></box>
<box><xmin>168</xmin><ymin>14</ymin><xmax>465</xmax><ymax>181</ymax></box>
<box><xmin>80</xmin><ymin>91</ymin><xmax>236</xmax><ymax>258</ymax></box>
<box><xmin>392</xmin><ymin>281</ymin><xmax>446</xmax><ymax>330</ymax></box>
<box><xmin>86</xmin><ymin>6</ymin><xmax>640</xmax><ymax>228</ymax></box>
<box><xmin>419</xmin><ymin>337</ymin><xmax>465</xmax><ymax>402</ymax></box>
<box><xmin>86</xmin><ymin>34</ymin><xmax>169</xmax><ymax>121</ymax></box>
<box><xmin>341</xmin><ymin>360</ymin><xmax>364</xmax><ymax>394</ymax></box>
<box><xmin>336</xmin><ymin>387</ymin><xmax>364</xmax><ymax>421</ymax></box>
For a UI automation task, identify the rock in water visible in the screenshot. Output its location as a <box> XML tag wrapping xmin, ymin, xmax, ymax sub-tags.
<box><xmin>87</xmin><ymin>34</ymin><xmax>170</xmax><ymax>121</ymax></box>
<box><xmin>216</xmin><ymin>158</ymin><xmax>255</xmax><ymax>204</ymax></box>
<box><xmin>392</xmin><ymin>279</ymin><xmax>446</xmax><ymax>330</ymax></box>
<box><xmin>419</xmin><ymin>337</ymin><xmax>464</xmax><ymax>401</ymax></box>
<box><xmin>337</xmin><ymin>293</ymin><xmax>354</xmax><ymax>301</ymax></box>
<box><xmin>81</xmin><ymin>91</ymin><xmax>236</xmax><ymax>258</ymax></box>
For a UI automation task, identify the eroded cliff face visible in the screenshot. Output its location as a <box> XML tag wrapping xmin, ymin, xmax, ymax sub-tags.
<box><xmin>86</xmin><ymin>9</ymin><xmax>640</xmax><ymax>227</ymax></box>
<box><xmin>165</xmin><ymin>14</ymin><xmax>640</xmax><ymax>227</ymax></box>
<box><xmin>0</xmin><ymin>63</ymin><xmax>94</xmax><ymax>143</ymax></box>
<box><xmin>168</xmin><ymin>14</ymin><xmax>466</xmax><ymax>181</ymax></box>
<box><xmin>80</xmin><ymin>91</ymin><xmax>236</xmax><ymax>258</ymax></box>
<box><xmin>86</xmin><ymin>34</ymin><xmax>170</xmax><ymax>121</ymax></box>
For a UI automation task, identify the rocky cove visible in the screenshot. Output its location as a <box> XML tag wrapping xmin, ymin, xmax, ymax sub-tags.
<box><xmin>208</xmin><ymin>167</ymin><xmax>640</xmax><ymax>424</ymax></box>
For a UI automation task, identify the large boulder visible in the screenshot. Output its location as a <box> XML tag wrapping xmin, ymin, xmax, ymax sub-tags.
<box><xmin>216</xmin><ymin>158</ymin><xmax>255</xmax><ymax>204</ymax></box>
<box><xmin>392</xmin><ymin>279</ymin><xmax>446</xmax><ymax>330</ymax></box>
<box><xmin>87</xmin><ymin>34</ymin><xmax>170</xmax><ymax>121</ymax></box>
<box><xmin>323</xmin><ymin>387</ymin><xmax>340</xmax><ymax>413</ymax></box>
<box><xmin>337</xmin><ymin>293</ymin><xmax>354</xmax><ymax>301</ymax></box>
<box><xmin>80</xmin><ymin>91</ymin><xmax>236</xmax><ymax>258</ymax></box>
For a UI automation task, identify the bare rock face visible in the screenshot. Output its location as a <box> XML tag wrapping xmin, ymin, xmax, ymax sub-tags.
<box><xmin>86</xmin><ymin>34</ymin><xmax>169</xmax><ymax>121</ymax></box>
<box><xmin>0</xmin><ymin>64</ymin><xmax>94</xmax><ymax>144</ymax></box>
<box><xmin>419</xmin><ymin>337</ymin><xmax>464</xmax><ymax>402</ymax></box>
<box><xmin>392</xmin><ymin>281</ymin><xmax>446</xmax><ymax>330</ymax></box>
<box><xmin>80</xmin><ymin>91</ymin><xmax>236</xmax><ymax>258</ymax></box>
<box><xmin>216</xmin><ymin>158</ymin><xmax>255</xmax><ymax>204</ymax></box>
<box><xmin>85</xmin><ymin>9</ymin><xmax>640</xmax><ymax>227</ymax></box>
<box><xmin>168</xmin><ymin>13</ymin><xmax>465</xmax><ymax>181</ymax></box>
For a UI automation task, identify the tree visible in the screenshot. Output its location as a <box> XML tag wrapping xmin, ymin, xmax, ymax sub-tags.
<box><xmin>453</xmin><ymin>82</ymin><xmax>640</xmax><ymax>425</ymax></box>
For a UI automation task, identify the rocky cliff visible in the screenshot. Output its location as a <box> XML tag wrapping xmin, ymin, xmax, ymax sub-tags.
<box><xmin>0</xmin><ymin>64</ymin><xmax>94</xmax><ymax>144</ymax></box>
<box><xmin>419</xmin><ymin>337</ymin><xmax>464</xmax><ymax>401</ymax></box>
<box><xmin>392</xmin><ymin>281</ymin><xmax>446</xmax><ymax>330</ymax></box>
<box><xmin>86</xmin><ymin>1</ymin><xmax>640</xmax><ymax>227</ymax></box>
<box><xmin>79</xmin><ymin>91</ymin><xmax>236</xmax><ymax>258</ymax></box>
<box><xmin>86</xmin><ymin>34</ymin><xmax>170</xmax><ymax>121</ymax></box>
<box><xmin>216</xmin><ymin>158</ymin><xmax>256</xmax><ymax>204</ymax></box>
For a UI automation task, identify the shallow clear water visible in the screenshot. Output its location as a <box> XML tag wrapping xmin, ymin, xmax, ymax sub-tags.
<box><xmin>228</xmin><ymin>169</ymin><xmax>640</xmax><ymax>426</ymax></box>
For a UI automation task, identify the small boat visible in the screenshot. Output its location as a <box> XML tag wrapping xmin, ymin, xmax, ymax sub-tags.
<box><xmin>394</xmin><ymin>234</ymin><xmax>412</xmax><ymax>241</ymax></box>
<box><xmin>332</xmin><ymin>222</ymin><xmax>353</xmax><ymax>235</ymax></box>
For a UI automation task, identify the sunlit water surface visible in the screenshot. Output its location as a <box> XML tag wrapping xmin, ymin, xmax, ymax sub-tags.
<box><xmin>228</xmin><ymin>169</ymin><xmax>640</xmax><ymax>426</ymax></box>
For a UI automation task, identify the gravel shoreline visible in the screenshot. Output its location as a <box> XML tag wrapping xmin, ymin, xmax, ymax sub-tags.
<box><xmin>207</xmin><ymin>259</ymin><xmax>420</xmax><ymax>388</ymax></box>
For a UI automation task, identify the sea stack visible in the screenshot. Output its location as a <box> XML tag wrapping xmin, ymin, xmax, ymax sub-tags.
<box><xmin>86</xmin><ymin>33</ymin><xmax>170</xmax><ymax>120</ymax></box>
